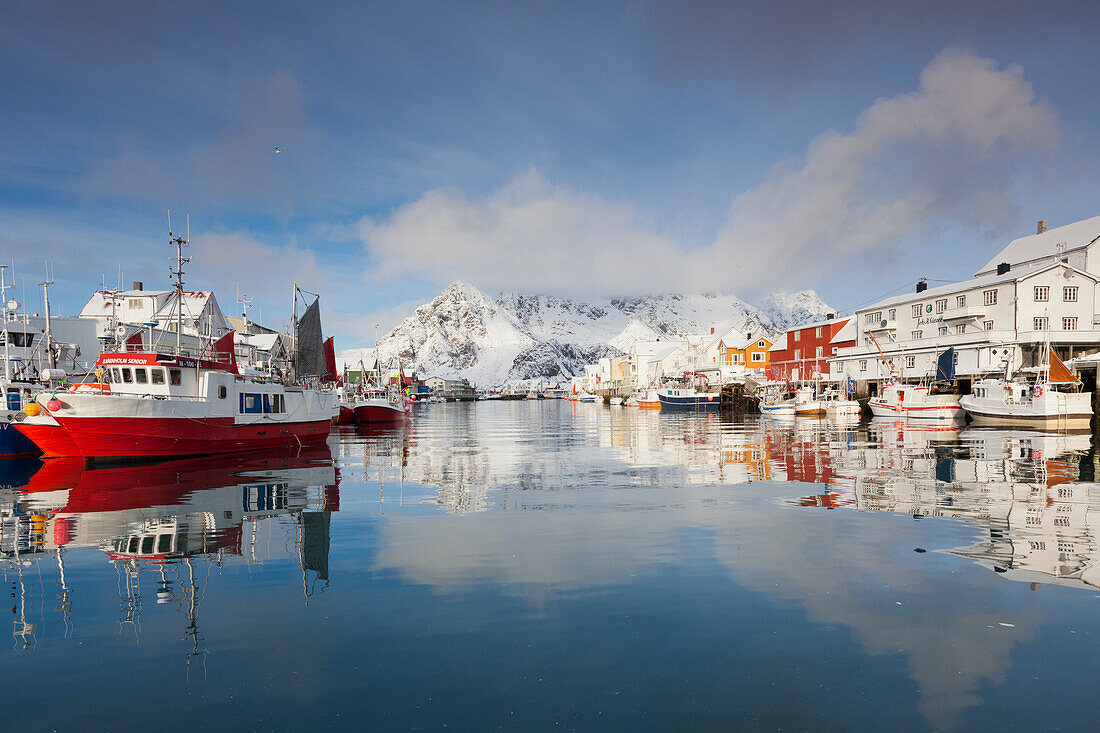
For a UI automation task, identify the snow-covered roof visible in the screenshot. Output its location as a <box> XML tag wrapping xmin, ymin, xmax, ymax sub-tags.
<box><xmin>78</xmin><ymin>289</ymin><xmax>171</xmax><ymax>318</ymax></box>
<box><xmin>631</xmin><ymin>340</ymin><xmax>671</xmax><ymax>358</ymax></box>
<box><xmin>769</xmin><ymin>333</ymin><xmax>788</xmax><ymax>351</ymax></box>
<box><xmin>977</xmin><ymin>215</ymin><xmax>1100</xmax><ymax>276</ymax></box>
<box><xmin>829</xmin><ymin>318</ymin><xmax>857</xmax><ymax>344</ymax></box>
<box><xmin>862</xmin><ymin>262</ymin><xmax>1096</xmax><ymax>312</ymax></box>
<box><xmin>784</xmin><ymin>314</ymin><xmax>852</xmax><ymax>333</ymax></box>
<box><xmin>239</xmin><ymin>333</ymin><xmax>284</xmax><ymax>352</ymax></box>
<box><xmin>152</xmin><ymin>291</ymin><xmax>218</xmax><ymax>322</ymax></box>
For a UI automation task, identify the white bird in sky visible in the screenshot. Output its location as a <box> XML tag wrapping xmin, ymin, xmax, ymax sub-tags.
<box><xmin>274</xmin><ymin>147</ymin><xmax>282</xmax><ymax>154</ymax></box>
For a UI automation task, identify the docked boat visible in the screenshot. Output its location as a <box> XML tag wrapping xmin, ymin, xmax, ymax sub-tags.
<box><xmin>637</xmin><ymin>389</ymin><xmax>661</xmax><ymax>409</ymax></box>
<box><xmin>960</xmin><ymin>348</ymin><xmax>1092</xmax><ymax>429</ymax></box>
<box><xmin>352</xmin><ymin>386</ymin><xmax>410</xmax><ymax>422</ymax></box>
<box><xmin>758</xmin><ymin>391</ymin><xmax>796</xmax><ymax>417</ymax></box>
<box><xmin>577</xmin><ymin>393</ymin><xmax>599</xmax><ymax>403</ymax></box>
<box><xmin>609</xmin><ymin>396</ymin><xmax>623</xmax><ymax>406</ymax></box>
<box><xmin>793</xmin><ymin>386</ymin><xmax>825</xmax><ymax>416</ymax></box>
<box><xmin>17</xmin><ymin>339</ymin><xmax>334</xmax><ymax>460</ymax></box>
<box><xmin>816</xmin><ymin>389</ymin><xmax>861</xmax><ymax>418</ymax></box>
<box><xmin>656</xmin><ymin>387</ymin><xmax>720</xmax><ymax>410</ymax></box>
<box><xmin>867</xmin><ymin>383</ymin><xmax>964</xmax><ymax>421</ymax></box>
<box><xmin>867</xmin><ymin>348</ymin><xmax>964</xmax><ymax>421</ymax></box>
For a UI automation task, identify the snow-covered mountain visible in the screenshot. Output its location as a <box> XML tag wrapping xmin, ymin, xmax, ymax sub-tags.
<box><xmin>339</xmin><ymin>281</ymin><xmax>832</xmax><ymax>387</ymax></box>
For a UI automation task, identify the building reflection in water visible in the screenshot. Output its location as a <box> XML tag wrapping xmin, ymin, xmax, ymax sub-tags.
<box><xmin>788</xmin><ymin>418</ymin><xmax>1099</xmax><ymax>592</ymax></box>
<box><xmin>0</xmin><ymin>446</ymin><xmax>339</xmax><ymax>659</ymax></box>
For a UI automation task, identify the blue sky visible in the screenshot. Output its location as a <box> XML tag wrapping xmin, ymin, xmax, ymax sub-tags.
<box><xmin>2</xmin><ymin>1</ymin><xmax>1099</xmax><ymax>346</ymax></box>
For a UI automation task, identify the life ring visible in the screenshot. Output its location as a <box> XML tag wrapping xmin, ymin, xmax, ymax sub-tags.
<box><xmin>1034</xmin><ymin>385</ymin><xmax>1044</xmax><ymax>397</ymax></box>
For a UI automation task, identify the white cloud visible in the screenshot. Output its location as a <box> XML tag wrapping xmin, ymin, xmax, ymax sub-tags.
<box><xmin>358</xmin><ymin>168</ymin><xmax>690</xmax><ymax>296</ymax></box>
<box><xmin>360</xmin><ymin>50</ymin><xmax>1059</xmax><ymax>297</ymax></box>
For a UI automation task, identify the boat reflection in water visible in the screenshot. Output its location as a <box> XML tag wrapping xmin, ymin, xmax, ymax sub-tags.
<box><xmin>789</xmin><ymin>419</ymin><xmax>1100</xmax><ymax>591</ymax></box>
<box><xmin>2</xmin><ymin>446</ymin><xmax>339</xmax><ymax>657</ymax></box>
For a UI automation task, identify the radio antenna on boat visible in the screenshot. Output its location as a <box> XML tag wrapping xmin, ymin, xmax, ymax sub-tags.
<box><xmin>168</xmin><ymin>210</ymin><xmax>191</xmax><ymax>355</ymax></box>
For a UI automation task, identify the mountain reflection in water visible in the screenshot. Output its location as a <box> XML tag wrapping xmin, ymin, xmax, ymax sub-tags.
<box><xmin>2</xmin><ymin>401</ymin><xmax>1099</xmax><ymax>730</ymax></box>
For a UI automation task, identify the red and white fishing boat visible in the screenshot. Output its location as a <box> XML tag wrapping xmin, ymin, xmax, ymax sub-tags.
<box><xmin>353</xmin><ymin>386</ymin><xmax>410</xmax><ymax>423</ymax></box>
<box><xmin>17</xmin><ymin>335</ymin><xmax>334</xmax><ymax>460</ymax></box>
<box><xmin>14</xmin><ymin>239</ymin><xmax>338</xmax><ymax>460</ymax></box>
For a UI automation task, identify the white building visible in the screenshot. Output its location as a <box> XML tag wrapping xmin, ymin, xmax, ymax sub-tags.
<box><xmin>830</xmin><ymin>216</ymin><xmax>1100</xmax><ymax>387</ymax></box>
<box><xmin>78</xmin><ymin>285</ymin><xmax>231</xmax><ymax>353</ymax></box>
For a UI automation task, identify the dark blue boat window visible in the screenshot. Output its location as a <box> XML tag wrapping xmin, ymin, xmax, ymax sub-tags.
<box><xmin>239</xmin><ymin>393</ymin><xmax>262</xmax><ymax>413</ymax></box>
<box><xmin>263</xmin><ymin>394</ymin><xmax>272</xmax><ymax>413</ymax></box>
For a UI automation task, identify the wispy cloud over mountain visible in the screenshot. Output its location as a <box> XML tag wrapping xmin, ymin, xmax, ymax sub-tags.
<box><xmin>359</xmin><ymin>50</ymin><xmax>1059</xmax><ymax>299</ymax></box>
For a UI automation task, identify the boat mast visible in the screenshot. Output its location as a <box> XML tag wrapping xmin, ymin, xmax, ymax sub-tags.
<box><xmin>40</xmin><ymin>264</ymin><xmax>55</xmax><ymax>370</ymax></box>
<box><xmin>168</xmin><ymin>211</ymin><xmax>190</xmax><ymax>356</ymax></box>
<box><xmin>291</xmin><ymin>281</ymin><xmax>298</xmax><ymax>380</ymax></box>
<box><xmin>0</xmin><ymin>265</ymin><xmax>10</xmax><ymax>381</ymax></box>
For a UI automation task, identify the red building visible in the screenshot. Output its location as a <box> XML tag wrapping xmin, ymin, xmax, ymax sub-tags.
<box><xmin>766</xmin><ymin>316</ymin><xmax>855</xmax><ymax>382</ymax></box>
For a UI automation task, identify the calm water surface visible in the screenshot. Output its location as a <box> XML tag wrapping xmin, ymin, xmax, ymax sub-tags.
<box><xmin>3</xmin><ymin>401</ymin><xmax>1099</xmax><ymax>730</ymax></box>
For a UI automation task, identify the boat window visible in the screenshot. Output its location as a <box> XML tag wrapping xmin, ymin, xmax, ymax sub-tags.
<box><xmin>157</xmin><ymin>534</ymin><xmax>172</xmax><ymax>553</ymax></box>
<box><xmin>101</xmin><ymin>368</ymin><xmax>112</xmax><ymax>384</ymax></box>
<box><xmin>141</xmin><ymin>535</ymin><xmax>155</xmax><ymax>554</ymax></box>
<box><xmin>112</xmin><ymin>368</ymin><xmax>121</xmax><ymax>382</ymax></box>
<box><xmin>169</xmin><ymin>369</ymin><xmax>181</xmax><ymax>386</ymax></box>
<box><xmin>128</xmin><ymin>536</ymin><xmax>139</xmax><ymax>553</ymax></box>
<box><xmin>274</xmin><ymin>394</ymin><xmax>285</xmax><ymax>413</ymax></box>
<box><xmin>121</xmin><ymin>367</ymin><xmax>133</xmax><ymax>383</ymax></box>
<box><xmin>240</xmin><ymin>393</ymin><xmax>263</xmax><ymax>414</ymax></box>
<box><xmin>150</xmin><ymin>368</ymin><xmax>165</xmax><ymax>385</ymax></box>
<box><xmin>134</xmin><ymin>368</ymin><xmax>148</xmax><ymax>384</ymax></box>
<box><xmin>218</xmin><ymin>386</ymin><xmax>227</xmax><ymax>399</ymax></box>
<box><xmin>263</xmin><ymin>394</ymin><xmax>272</xmax><ymax>413</ymax></box>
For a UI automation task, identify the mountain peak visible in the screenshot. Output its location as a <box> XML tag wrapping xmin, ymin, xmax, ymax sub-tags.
<box><xmin>340</xmin><ymin>284</ymin><xmax>833</xmax><ymax>386</ymax></box>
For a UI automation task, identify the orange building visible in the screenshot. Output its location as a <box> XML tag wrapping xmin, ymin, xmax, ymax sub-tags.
<box><xmin>718</xmin><ymin>334</ymin><xmax>774</xmax><ymax>373</ymax></box>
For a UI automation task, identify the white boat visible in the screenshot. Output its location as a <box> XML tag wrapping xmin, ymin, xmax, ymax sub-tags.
<box><xmin>816</xmin><ymin>389</ymin><xmax>861</xmax><ymax>418</ymax></box>
<box><xmin>793</xmin><ymin>386</ymin><xmax>825</xmax><ymax>416</ymax></box>
<box><xmin>625</xmin><ymin>396</ymin><xmax>639</xmax><ymax>407</ymax></box>
<box><xmin>757</xmin><ymin>388</ymin><xmax>795</xmax><ymax>417</ymax></box>
<box><xmin>609</xmin><ymin>396</ymin><xmax>623</xmax><ymax>406</ymax></box>
<box><xmin>960</xmin><ymin>348</ymin><xmax>1092</xmax><ymax>429</ymax></box>
<box><xmin>868</xmin><ymin>383</ymin><xmax>964</xmax><ymax>420</ymax></box>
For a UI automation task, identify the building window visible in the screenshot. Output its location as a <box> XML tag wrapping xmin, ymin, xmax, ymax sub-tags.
<box><xmin>757</xmin><ymin>340</ymin><xmax>765</xmax><ymax>347</ymax></box>
<box><xmin>859</xmin><ymin>360</ymin><xmax>867</xmax><ymax>372</ymax></box>
<box><xmin>984</xmin><ymin>321</ymin><xmax>994</xmax><ymax>331</ymax></box>
<box><xmin>984</xmin><ymin>289</ymin><xmax>998</xmax><ymax>305</ymax></box>
<box><xmin>128</xmin><ymin>298</ymin><xmax>143</xmax><ymax>310</ymax></box>
<box><xmin>831</xmin><ymin>347</ymin><xmax>837</xmax><ymax>355</ymax></box>
<box><xmin>935</xmin><ymin>299</ymin><xmax>947</xmax><ymax>313</ymax></box>
<box><xmin>794</xmin><ymin>349</ymin><xmax>800</xmax><ymax>360</ymax></box>
<box><xmin>888</xmin><ymin>308</ymin><xmax>896</xmax><ymax>320</ymax></box>
<box><xmin>1033</xmin><ymin>317</ymin><xmax>1048</xmax><ymax>331</ymax></box>
<box><xmin>955</xmin><ymin>324</ymin><xmax>965</xmax><ymax>334</ymax></box>
<box><xmin>911</xmin><ymin>330</ymin><xmax>922</xmax><ymax>340</ymax></box>
<box><xmin>815</xmin><ymin>346</ymin><xmax>823</xmax><ymax>358</ymax></box>
<box><xmin>751</xmin><ymin>352</ymin><xmax>764</xmax><ymax>362</ymax></box>
<box><xmin>1064</xmin><ymin>286</ymin><xmax>1079</xmax><ymax>302</ymax></box>
<box><xmin>956</xmin><ymin>295</ymin><xmax>966</xmax><ymax>308</ymax></box>
<box><xmin>938</xmin><ymin>326</ymin><xmax>948</xmax><ymax>336</ymax></box>
<box><xmin>794</xmin><ymin>330</ymin><xmax>801</xmax><ymax>341</ymax></box>
<box><xmin>1063</xmin><ymin>317</ymin><xmax>1078</xmax><ymax>330</ymax></box>
<box><xmin>905</xmin><ymin>355</ymin><xmax>915</xmax><ymax>369</ymax></box>
<box><xmin>911</xmin><ymin>304</ymin><xmax>922</xmax><ymax>318</ymax></box>
<box><xmin>1034</xmin><ymin>285</ymin><xmax>1049</xmax><ymax>302</ymax></box>
<box><xmin>815</xmin><ymin>326</ymin><xmax>822</xmax><ymax>338</ymax></box>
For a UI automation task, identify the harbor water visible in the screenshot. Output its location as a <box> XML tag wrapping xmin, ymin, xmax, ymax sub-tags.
<box><xmin>3</xmin><ymin>400</ymin><xmax>1100</xmax><ymax>730</ymax></box>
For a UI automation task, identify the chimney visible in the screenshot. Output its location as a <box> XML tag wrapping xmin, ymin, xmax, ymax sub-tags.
<box><xmin>996</xmin><ymin>262</ymin><xmax>1010</xmax><ymax>275</ymax></box>
<box><xmin>710</xmin><ymin>326</ymin><xmax>715</xmax><ymax>334</ymax></box>
<box><xmin>916</xmin><ymin>278</ymin><xmax>927</xmax><ymax>294</ymax></box>
<box><xmin>132</xmin><ymin>281</ymin><xmax>143</xmax><ymax>291</ymax></box>
<box><xmin>1037</xmin><ymin>220</ymin><xmax>1047</xmax><ymax>234</ymax></box>
<box><xmin>826</xmin><ymin>313</ymin><xmax>835</xmax><ymax>320</ymax></box>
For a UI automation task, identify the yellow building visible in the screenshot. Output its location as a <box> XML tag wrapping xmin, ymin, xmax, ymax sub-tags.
<box><xmin>719</xmin><ymin>334</ymin><xmax>773</xmax><ymax>372</ymax></box>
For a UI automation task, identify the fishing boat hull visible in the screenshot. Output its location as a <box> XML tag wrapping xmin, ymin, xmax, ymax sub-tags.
<box><xmin>334</xmin><ymin>405</ymin><xmax>355</xmax><ymax>425</ymax></box>
<box><xmin>794</xmin><ymin>405</ymin><xmax>826</xmax><ymax>417</ymax></box>
<box><xmin>12</xmin><ymin>413</ymin><xmax>77</xmax><ymax>458</ymax></box>
<box><xmin>825</xmin><ymin>402</ymin><xmax>862</xmax><ymax>418</ymax></box>
<box><xmin>867</xmin><ymin>401</ymin><xmax>964</xmax><ymax>420</ymax></box>
<box><xmin>0</xmin><ymin>418</ymin><xmax>40</xmax><ymax>457</ymax></box>
<box><xmin>51</xmin><ymin>415</ymin><xmax>329</xmax><ymax>459</ymax></box>
<box><xmin>353</xmin><ymin>399</ymin><xmax>407</xmax><ymax>423</ymax></box>
<box><xmin>960</xmin><ymin>393</ymin><xmax>1092</xmax><ymax>429</ymax></box>
<box><xmin>759</xmin><ymin>403</ymin><xmax>795</xmax><ymax>417</ymax></box>
<box><xmin>657</xmin><ymin>389</ymin><xmax>720</xmax><ymax>410</ymax></box>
